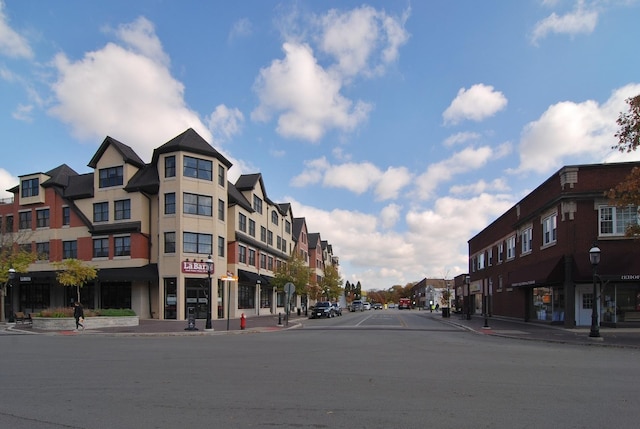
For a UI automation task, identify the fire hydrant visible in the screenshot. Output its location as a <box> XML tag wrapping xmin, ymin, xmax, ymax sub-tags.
<box><xmin>240</xmin><ymin>313</ymin><xmax>246</xmax><ymax>330</ymax></box>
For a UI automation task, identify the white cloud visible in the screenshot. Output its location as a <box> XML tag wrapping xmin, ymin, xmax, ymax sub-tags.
<box><xmin>45</xmin><ymin>17</ymin><xmax>249</xmax><ymax>160</ymax></box>
<box><xmin>229</xmin><ymin>18</ymin><xmax>252</xmax><ymax>41</ymax></box>
<box><xmin>443</xmin><ymin>131</ymin><xmax>481</xmax><ymax>147</ymax></box>
<box><xmin>443</xmin><ymin>84</ymin><xmax>508</xmax><ymax>125</ymax></box>
<box><xmin>290</xmin><ymin>157</ymin><xmax>330</xmax><ymax>187</ymax></box>
<box><xmin>206</xmin><ymin>104</ymin><xmax>244</xmax><ymax>143</ymax></box>
<box><xmin>0</xmin><ymin>167</ymin><xmax>18</xmax><ymax>199</ymax></box>
<box><xmin>379</xmin><ymin>203</ymin><xmax>402</xmax><ymax>229</ymax></box>
<box><xmin>374</xmin><ymin>166</ymin><xmax>412</xmax><ymax>201</ymax></box>
<box><xmin>323</xmin><ymin>162</ymin><xmax>382</xmax><ymax>193</ymax></box>
<box><xmin>531</xmin><ymin>0</ymin><xmax>598</xmax><ymax>45</ymax></box>
<box><xmin>414</xmin><ymin>145</ymin><xmax>500</xmax><ymax>200</ymax></box>
<box><xmin>449</xmin><ymin>178</ymin><xmax>510</xmax><ymax>196</ymax></box>
<box><xmin>12</xmin><ymin>103</ymin><xmax>33</xmax><ymax>122</ymax></box>
<box><xmin>251</xmin><ymin>42</ymin><xmax>372</xmax><ymax>142</ymax></box>
<box><xmin>0</xmin><ymin>0</ymin><xmax>33</xmax><ymax>59</ymax></box>
<box><xmin>318</xmin><ymin>5</ymin><xmax>410</xmax><ymax>78</ymax></box>
<box><xmin>515</xmin><ymin>83</ymin><xmax>640</xmax><ymax>174</ymax></box>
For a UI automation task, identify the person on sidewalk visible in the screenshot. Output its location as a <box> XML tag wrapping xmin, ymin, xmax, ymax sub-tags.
<box><xmin>74</xmin><ymin>302</ymin><xmax>85</xmax><ymax>330</ymax></box>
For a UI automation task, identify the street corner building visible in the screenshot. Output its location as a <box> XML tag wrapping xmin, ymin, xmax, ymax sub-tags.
<box><xmin>467</xmin><ymin>162</ymin><xmax>640</xmax><ymax>328</ymax></box>
<box><xmin>0</xmin><ymin>128</ymin><xmax>339</xmax><ymax>323</ymax></box>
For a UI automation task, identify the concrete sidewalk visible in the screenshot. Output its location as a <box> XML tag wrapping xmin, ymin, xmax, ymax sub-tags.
<box><xmin>432</xmin><ymin>311</ymin><xmax>640</xmax><ymax>349</ymax></box>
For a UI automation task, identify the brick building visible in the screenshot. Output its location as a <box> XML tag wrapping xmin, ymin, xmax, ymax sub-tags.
<box><xmin>468</xmin><ymin>162</ymin><xmax>640</xmax><ymax>328</ymax></box>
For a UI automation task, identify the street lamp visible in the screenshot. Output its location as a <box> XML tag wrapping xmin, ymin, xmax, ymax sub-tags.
<box><xmin>205</xmin><ymin>255</ymin><xmax>213</xmax><ymax>331</ymax></box>
<box><xmin>589</xmin><ymin>245</ymin><xmax>601</xmax><ymax>338</ymax></box>
<box><xmin>256</xmin><ymin>279</ymin><xmax>261</xmax><ymax>316</ymax></box>
<box><xmin>465</xmin><ymin>275</ymin><xmax>471</xmax><ymax>320</ymax></box>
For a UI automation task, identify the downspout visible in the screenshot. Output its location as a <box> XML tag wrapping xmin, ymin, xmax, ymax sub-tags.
<box><xmin>141</xmin><ymin>191</ymin><xmax>154</xmax><ymax>318</ymax></box>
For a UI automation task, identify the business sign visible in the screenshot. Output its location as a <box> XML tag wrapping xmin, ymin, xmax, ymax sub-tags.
<box><xmin>181</xmin><ymin>260</ymin><xmax>213</xmax><ymax>274</ymax></box>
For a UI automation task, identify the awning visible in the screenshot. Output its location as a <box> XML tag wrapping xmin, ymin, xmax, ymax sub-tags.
<box><xmin>238</xmin><ymin>269</ymin><xmax>262</xmax><ymax>284</ymax></box>
<box><xmin>98</xmin><ymin>264</ymin><xmax>158</xmax><ymax>282</ymax></box>
<box><xmin>509</xmin><ymin>257</ymin><xmax>564</xmax><ymax>288</ymax></box>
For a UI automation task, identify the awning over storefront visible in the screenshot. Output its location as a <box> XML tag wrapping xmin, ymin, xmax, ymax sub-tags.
<box><xmin>97</xmin><ymin>264</ymin><xmax>158</xmax><ymax>282</ymax></box>
<box><xmin>509</xmin><ymin>257</ymin><xmax>564</xmax><ymax>288</ymax></box>
<box><xmin>259</xmin><ymin>275</ymin><xmax>272</xmax><ymax>286</ymax></box>
<box><xmin>238</xmin><ymin>269</ymin><xmax>262</xmax><ymax>284</ymax></box>
<box><xmin>573</xmin><ymin>251</ymin><xmax>640</xmax><ymax>283</ymax></box>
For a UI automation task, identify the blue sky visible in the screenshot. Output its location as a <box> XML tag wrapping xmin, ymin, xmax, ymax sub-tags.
<box><xmin>2</xmin><ymin>0</ymin><xmax>640</xmax><ymax>290</ymax></box>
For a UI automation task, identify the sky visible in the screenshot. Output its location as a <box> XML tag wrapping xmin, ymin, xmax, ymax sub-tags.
<box><xmin>2</xmin><ymin>0</ymin><xmax>640</xmax><ymax>291</ymax></box>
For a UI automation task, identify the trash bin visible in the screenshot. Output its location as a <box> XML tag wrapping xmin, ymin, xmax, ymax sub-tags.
<box><xmin>185</xmin><ymin>306</ymin><xmax>198</xmax><ymax>331</ymax></box>
<box><xmin>442</xmin><ymin>308</ymin><xmax>450</xmax><ymax>318</ymax></box>
<box><xmin>297</xmin><ymin>308</ymin><xmax>301</xmax><ymax>316</ymax></box>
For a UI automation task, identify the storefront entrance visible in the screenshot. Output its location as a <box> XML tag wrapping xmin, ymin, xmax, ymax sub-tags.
<box><xmin>185</xmin><ymin>278</ymin><xmax>209</xmax><ymax>319</ymax></box>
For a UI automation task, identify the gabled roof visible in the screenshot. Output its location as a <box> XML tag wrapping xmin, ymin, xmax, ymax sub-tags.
<box><xmin>124</xmin><ymin>164</ymin><xmax>160</xmax><ymax>194</ymax></box>
<box><xmin>277</xmin><ymin>202</ymin><xmax>292</xmax><ymax>217</ymax></box>
<box><xmin>235</xmin><ymin>173</ymin><xmax>270</xmax><ymax>201</ymax></box>
<box><xmin>64</xmin><ymin>173</ymin><xmax>94</xmax><ymax>199</ymax></box>
<box><xmin>227</xmin><ymin>181</ymin><xmax>253</xmax><ymax>212</ymax></box>
<box><xmin>308</xmin><ymin>232</ymin><xmax>321</xmax><ymax>249</ymax></box>
<box><xmin>151</xmin><ymin>128</ymin><xmax>232</xmax><ymax>168</ymax></box>
<box><xmin>292</xmin><ymin>217</ymin><xmax>307</xmax><ymax>242</ymax></box>
<box><xmin>88</xmin><ymin>136</ymin><xmax>145</xmax><ymax>169</ymax></box>
<box><xmin>41</xmin><ymin>164</ymin><xmax>79</xmax><ymax>188</ymax></box>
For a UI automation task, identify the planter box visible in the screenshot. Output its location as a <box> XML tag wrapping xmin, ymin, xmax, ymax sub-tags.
<box><xmin>32</xmin><ymin>316</ymin><xmax>139</xmax><ymax>330</ymax></box>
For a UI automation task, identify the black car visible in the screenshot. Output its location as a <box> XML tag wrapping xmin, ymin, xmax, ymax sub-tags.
<box><xmin>372</xmin><ymin>303</ymin><xmax>383</xmax><ymax>310</ymax></box>
<box><xmin>309</xmin><ymin>302</ymin><xmax>334</xmax><ymax>319</ymax></box>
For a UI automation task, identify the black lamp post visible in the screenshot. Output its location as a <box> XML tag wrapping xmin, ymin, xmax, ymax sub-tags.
<box><xmin>465</xmin><ymin>275</ymin><xmax>471</xmax><ymax>320</ymax></box>
<box><xmin>205</xmin><ymin>255</ymin><xmax>213</xmax><ymax>331</ymax></box>
<box><xmin>589</xmin><ymin>245</ymin><xmax>601</xmax><ymax>338</ymax></box>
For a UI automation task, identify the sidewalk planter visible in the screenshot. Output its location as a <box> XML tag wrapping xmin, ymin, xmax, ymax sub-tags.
<box><xmin>32</xmin><ymin>316</ymin><xmax>139</xmax><ymax>330</ymax></box>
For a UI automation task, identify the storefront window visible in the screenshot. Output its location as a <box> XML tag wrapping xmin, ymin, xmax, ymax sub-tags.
<box><xmin>164</xmin><ymin>278</ymin><xmax>177</xmax><ymax>319</ymax></box>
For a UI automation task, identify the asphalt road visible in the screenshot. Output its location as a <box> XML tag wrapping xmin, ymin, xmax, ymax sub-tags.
<box><xmin>1</xmin><ymin>310</ymin><xmax>639</xmax><ymax>429</ymax></box>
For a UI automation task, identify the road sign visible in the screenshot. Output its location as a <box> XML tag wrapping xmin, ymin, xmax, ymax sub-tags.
<box><xmin>284</xmin><ymin>282</ymin><xmax>295</xmax><ymax>295</ymax></box>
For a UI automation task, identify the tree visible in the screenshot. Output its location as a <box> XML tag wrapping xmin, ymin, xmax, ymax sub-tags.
<box><xmin>318</xmin><ymin>264</ymin><xmax>343</xmax><ymax>301</ymax></box>
<box><xmin>0</xmin><ymin>244</ymin><xmax>37</xmax><ymax>322</ymax></box>
<box><xmin>52</xmin><ymin>258</ymin><xmax>98</xmax><ymax>303</ymax></box>
<box><xmin>609</xmin><ymin>94</ymin><xmax>640</xmax><ymax>235</ymax></box>
<box><xmin>271</xmin><ymin>252</ymin><xmax>311</xmax><ymax>297</ymax></box>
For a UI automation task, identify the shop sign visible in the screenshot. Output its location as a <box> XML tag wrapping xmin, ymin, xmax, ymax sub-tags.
<box><xmin>181</xmin><ymin>260</ymin><xmax>213</xmax><ymax>274</ymax></box>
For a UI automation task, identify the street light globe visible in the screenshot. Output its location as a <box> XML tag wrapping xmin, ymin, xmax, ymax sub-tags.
<box><xmin>589</xmin><ymin>246</ymin><xmax>601</xmax><ymax>266</ymax></box>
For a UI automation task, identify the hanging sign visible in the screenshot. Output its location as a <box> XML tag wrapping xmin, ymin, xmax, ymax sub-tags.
<box><xmin>181</xmin><ymin>260</ymin><xmax>213</xmax><ymax>274</ymax></box>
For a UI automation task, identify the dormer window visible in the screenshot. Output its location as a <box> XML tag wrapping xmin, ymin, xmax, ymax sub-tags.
<box><xmin>21</xmin><ymin>178</ymin><xmax>39</xmax><ymax>198</ymax></box>
<box><xmin>99</xmin><ymin>166</ymin><xmax>123</xmax><ymax>188</ymax></box>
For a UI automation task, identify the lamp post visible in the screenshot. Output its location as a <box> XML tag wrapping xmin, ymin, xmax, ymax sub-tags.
<box><xmin>205</xmin><ymin>255</ymin><xmax>213</xmax><ymax>331</ymax></box>
<box><xmin>589</xmin><ymin>245</ymin><xmax>601</xmax><ymax>338</ymax></box>
<box><xmin>256</xmin><ymin>279</ymin><xmax>261</xmax><ymax>316</ymax></box>
<box><xmin>465</xmin><ymin>275</ymin><xmax>471</xmax><ymax>320</ymax></box>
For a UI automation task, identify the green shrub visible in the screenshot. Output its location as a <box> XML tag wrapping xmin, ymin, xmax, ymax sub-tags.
<box><xmin>35</xmin><ymin>307</ymin><xmax>136</xmax><ymax>317</ymax></box>
<box><xmin>94</xmin><ymin>308</ymin><xmax>136</xmax><ymax>317</ymax></box>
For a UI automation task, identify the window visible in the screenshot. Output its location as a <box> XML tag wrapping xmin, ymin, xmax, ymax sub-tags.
<box><xmin>218</xmin><ymin>236</ymin><xmax>225</xmax><ymax>257</ymax></box>
<box><xmin>478</xmin><ymin>253</ymin><xmax>485</xmax><ymax>270</ymax></box>
<box><xmin>164</xmin><ymin>232</ymin><xmax>176</xmax><ymax>253</ymax></box>
<box><xmin>183</xmin><ymin>232</ymin><xmax>212</xmax><ymax>254</ymax></box>
<box><xmin>260</xmin><ymin>254</ymin><xmax>267</xmax><ymax>270</ymax></box>
<box><xmin>21</xmin><ymin>178</ymin><xmax>39</xmax><ymax>197</ymax></box>
<box><xmin>542</xmin><ymin>214</ymin><xmax>557</xmax><ymax>245</ymax></box>
<box><xmin>582</xmin><ymin>292</ymin><xmax>593</xmax><ymax>309</ymax></box>
<box><xmin>183</xmin><ymin>193</ymin><xmax>212</xmax><ymax>216</ymax></box>
<box><xmin>93</xmin><ymin>238</ymin><xmax>109</xmax><ymax>258</ymax></box>
<box><xmin>183</xmin><ymin>156</ymin><xmax>212</xmax><ymax>180</ymax></box>
<box><xmin>164</xmin><ymin>193</ymin><xmax>176</xmax><ymax>214</ymax></box>
<box><xmin>487</xmin><ymin>249</ymin><xmax>493</xmax><ymax>266</ymax></box>
<box><xmin>99</xmin><ymin>166</ymin><xmax>123</xmax><ymax>188</ymax></box>
<box><xmin>36</xmin><ymin>209</ymin><xmax>50</xmax><ymax>228</ymax></box>
<box><xmin>165</xmin><ymin>155</ymin><xmax>176</xmax><ymax>178</ymax></box>
<box><xmin>271</xmin><ymin>210</ymin><xmax>279</xmax><ymax>225</ymax></box>
<box><xmin>498</xmin><ymin>242</ymin><xmax>504</xmax><ymax>263</ymax></box>
<box><xmin>268</xmin><ymin>256</ymin><xmax>274</xmax><ymax>271</ymax></box>
<box><xmin>249</xmin><ymin>249</ymin><xmax>256</xmax><ymax>266</ymax></box>
<box><xmin>282</xmin><ymin>239</ymin><xmax>287</xmax><ymax>252</ymax></box>
<box><xmin>239</xmin><ymin>245</ymin><xmax>247</xmax><ymax>263</ymax></box>
<box><xmin>19</xmin><ymin>211</ymin><xmax>31</xmax><ymax>230</ymax></box>
<box><xmin>5</xmin><ymin>215</ymin><xmax>13</xmax><ymax>232</ymax></box>
<box><xmin>114</xmin><ymin>199</ymin><xmax>131</xmax><ymax>220</ymax></box>
<box><xmin>260</xmin><ymin>226</ymin><xmax>267</xmax><ymax>242</ymax></box>
<box><xmin>599</xmin><ymin>205</ymin><xmax>638</xmax><ymax>236</ymax></box>
<box><xmin>239</xmin><ymin>213</ymin><xmax>247</xmax><ymax>232</ymax></box>
<box><xmin>521</xmin><ymin>227</ymin><xmax>532</xmax><ymax>254</ymax></box>
<box><xmin>285</xmin><ymin>220</ymin><xmax>291</xmax><ymax>234</ymax></box>
<box><xmin>253</xmin><ymin>195</ymin><xmax>263</xmax><ymax>214</ymax></box>
<box><xmin>249</xmin><ymin>219</ymin><xmax>256</xmax><ymax>237</ymax></box>
<box><xmin>93</xmin><ymin>202</ymin><xmax>109</xmax><ymax>222</ymax></box>
<box><xmin>114</xmin><ymin>236</ymin><xmax>131</xmax><ymax>257</ymax></box>
<box><xmin>506</xmin><ymin>235</ymin><xmax>516</xmax><ymax>259</ymax></box>
<box><xmin>267</xmin><ymin>230</ymin><xmax>273</xmax><ymax>246</ymax></box>
<box><xmin>277</xmin><ymin>236</ymin><xmax>282</xmax><ymax>251</ymax></box>
<box><xmin>36</xmin><ymin>242</ymin><xmax>49</xmax><ymax>261</ymax></box>
<box><xmin>218</xmin><ymin>165</ymin><xmax>225</xmax><ymax>186</ymax></box>
<box><xmin>62</xmin><ymin>207</ymin><xmax>70</xmax><ymax>226</ymax></box>
<box><xmin>218</xmin><ymin>199</ymin><xmax>225</xmax><ymax>221</ymax></box>
<box><xmin>63</xmin><ymin>240</ymin><xmax>77</xmax><ymax>259</ymax></box>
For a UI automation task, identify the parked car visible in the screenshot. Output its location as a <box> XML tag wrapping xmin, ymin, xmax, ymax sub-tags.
<box><xmin>331</xmin><ymin>303</ymin><xmax>342</xmax><ymax>316</ymax></box>
<box><xmin>372</xmin><ymin>303</ymin><xmax>383</xmax><ymax>310</ymax></box>
<box><xmin>363</xmin><ymin>302</ymin><xmax>372</xmax><ymax>310</ymax></box>
<box><xmin>350</xmin><ymin>300</ymin><xmax>364</xmax><ymax>312</ymax></box>
<box><xmin>388</xmin><ymin>303</ymin><xmax>396</xmax><ymax>309</ymax></box>
<box><xmin>309</xmin><ymin>301</ymin><xmax>334</xmax><ymax>319</ymax></box>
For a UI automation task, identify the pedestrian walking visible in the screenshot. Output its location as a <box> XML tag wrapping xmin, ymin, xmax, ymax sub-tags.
<box><xmin>74</xmin><ymin>302</ymin><xmax>85</xmax><ymax>330</ymax></box>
